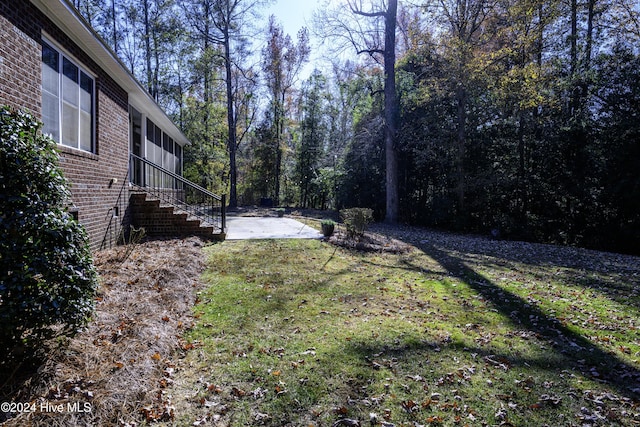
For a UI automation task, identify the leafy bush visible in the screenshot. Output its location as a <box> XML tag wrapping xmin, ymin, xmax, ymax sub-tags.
<box><xmin>320</xmin><ymin>219</ymin><xmax>335</xmax><ymax>237</ymax></box>
<box><xmin>340</xmin><ymin>208</ymin><xmax>373</xmax><ymax>238</ymax></box>
<box><xmin>0</xmin><ymin>107</ymin><xmax>98</xmax><ymax>353</ymax></box>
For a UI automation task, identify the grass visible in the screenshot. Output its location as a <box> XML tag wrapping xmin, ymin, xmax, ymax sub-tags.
<box><xmin>169</xmin><ymin>237</ymin><xmax>640</xmax><ymax>426</ymax></box>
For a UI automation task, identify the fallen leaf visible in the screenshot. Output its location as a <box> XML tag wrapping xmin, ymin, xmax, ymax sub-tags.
<box><xmin>401</xmin><ymin>399</ymin><xmax>419</xmax><ymax>413</ymax></box>
<box><xmin>406</xmin><ymin>374</ymin><xmax>425</xmax><ymax>382</ymax></box>
<box><xmin>207</xmin><ymin>383</ymin><xmax>222</xmax><ymax>394</ymax></box>
<box><xmin>334</xmin><ymin>406</ymin><xmax>349</xmax><ymax>415</ymax></box>
<box><xmin>255</xmin><ymin>412</ymin><xmax>271</xmax><ymax>422</ymax></box>
<box><xmin>231</xmin><ymin>387</ymin><xmax>246</xmax><ymax>397</ymax></box>
<box><xmin>192</xmin><ymin>416</ymin><xmax>207</xmax><ymax>426</ymax></box>
<box><xmin>181</xmin><ymin>342</ymin><xmax>195</xmax><ymax>351</ymax></box>
<box><xmin>538</xmin><ymin>394</ymin><xmax>562</xmax><ymax>407</ymax></box>
<box><xmin>332</xmin><ymin>419</ymin><xmax>360</xmax><ymax>427</ymax></box>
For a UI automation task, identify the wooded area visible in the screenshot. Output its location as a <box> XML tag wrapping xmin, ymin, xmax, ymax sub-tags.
<box><xmin>73</xmin><ymin>0</ymin><xmax>640</xmax><ymax>254</ymax></box>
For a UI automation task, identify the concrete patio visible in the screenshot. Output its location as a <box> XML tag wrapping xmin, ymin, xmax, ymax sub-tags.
<box><xmin>224</xmin><ymin>216</ymin><xmax>323</xmax><ymax>240</ymax></box>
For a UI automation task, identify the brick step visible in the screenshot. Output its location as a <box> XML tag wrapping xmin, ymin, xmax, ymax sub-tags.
<box><xmin>129</xmin><ymin>192</ymin><xmax>222</xmax><ymax>239</ymax></box>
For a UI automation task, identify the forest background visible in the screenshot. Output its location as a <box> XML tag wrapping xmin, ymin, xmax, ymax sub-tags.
<box><xmin>71</xmin><ymin>0</ymin><xmax>640</xmax><ymax>254</ymax></box>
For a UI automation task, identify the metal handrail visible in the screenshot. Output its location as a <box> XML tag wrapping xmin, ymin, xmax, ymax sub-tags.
<box><xmin>129</xmin><ymin>153</ymin><xmax>226</xmax><ymax>233</ymax></box>
<box><xmin>100</xmin><ymin>168</ymin><xmax>130</xmax><ymax>249</ymax></box>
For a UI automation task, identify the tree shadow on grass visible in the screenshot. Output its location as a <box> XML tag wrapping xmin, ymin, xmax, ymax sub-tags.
<box><xmin>368</xmin><ymin>224</ymin><xmax>640</xmax><ymax>311</ymax></box>
<box><xmin>417</xmin><ymin>241</ymin><xmax>640</xmax><ymax>401</ymax></box>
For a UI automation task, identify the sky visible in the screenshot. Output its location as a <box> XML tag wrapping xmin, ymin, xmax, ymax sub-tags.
<box><xmin>259</xmin><ymin>0</ymin><xmax>376</xmax><ymax>81</ymax></box>
<box><xmin>262</xmin><ymin>0</ymin><xmax>325</xmax><ymax>79</ymax></box>
<box><xmin>264</xmin><ymin>0</ymin><xmax>319</xmax><ymax>39</ymax></box>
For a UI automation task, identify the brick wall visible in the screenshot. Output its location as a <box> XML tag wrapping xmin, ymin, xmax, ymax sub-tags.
<box><xmin>0</xmin><ymin>10</ymin><xmax>41</xmax><ymax>114</ymax></box>
<box><xmin>0</xmin><ymin>1</ymin><xmax>130</xmax><ymax>251</ymax></box>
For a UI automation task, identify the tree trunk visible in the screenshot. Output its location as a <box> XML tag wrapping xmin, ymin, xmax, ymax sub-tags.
<box><xmin>383</xmin><ymin>0</ymin><xmax>399</xmax><ymax>223</ymax></box>
<box><xmin>456</xmin><ymin>84</ymin><xmax>466</xmax><ymax>215</ymax></box>
<box><xmin>111</xmin><ymin>0</ymin><xmax>118</xmax><ymax>55</ymax></box>
<box><xmin>274</xmin><ymin>90</ymin><xmax>285</xmax><ymax>205</ymax></box>
<box><xmin>152</xmin><ymin>33</ymin><xmax>160</xmax><ymax>101</ymax></box>
<box><xmin>202</xmin><ymin>5</ymin><xmax>211</xmax><ymax>178</ymax></box>
<box><xmin>517</xmin><ymin>110</ymin><xmax>528</xmax><ymax>222</ymax></box>
<box><xmin>143</xmin><ymin>0</ymin><xmax>152</xmax><ymax>96</ymax></box>
<box><xmin>570</xmin><ymin>0</ymin><xmax>579</xmax><ymax>115</ymax></box>
<box><xmin>224</xmin><ymin>27</ymin><xmax>238</xmax><ymax>208</ymax></box>
<box><xmin>582</xmin><ymin>0</ymin><xmax>596</xmax><ymax>101</ymax></box>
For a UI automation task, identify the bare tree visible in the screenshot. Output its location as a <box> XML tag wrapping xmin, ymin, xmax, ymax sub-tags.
<box><xmin>316</xmin><ymin>0</ymin><xmax>399</xmax><ymax>223</ymax></box>
<box><xmin>262</xmin><ymin>16</ymin><xmax>310</xmax><ymax>204</ymax></box>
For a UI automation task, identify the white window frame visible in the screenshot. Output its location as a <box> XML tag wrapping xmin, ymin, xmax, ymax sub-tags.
<box><xmin>41</xmin><ymin>37</ymin><xmax>95</xmax><ymax>153</ymax></box>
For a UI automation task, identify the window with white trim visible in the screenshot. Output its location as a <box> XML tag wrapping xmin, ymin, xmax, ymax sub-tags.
<box><xmin>41</xmin><ymin>40</ymin><xmax>94</xmax><ymax>152</ymax></box>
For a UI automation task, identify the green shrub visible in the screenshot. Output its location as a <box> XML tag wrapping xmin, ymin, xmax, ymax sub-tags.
<box><xmin>320</xmin><ymin>219</ymin><xmax>335</xmax><ymax>237</ymax></box>
<box><xmin>0</xmin><ymin>107</ymin><xmax>98</xmax><ymax>353</ymax></box>
<box><xmin>340</xmin><ymin>208</ymin><xmax>373</xmax><ymax>238</ymax></box>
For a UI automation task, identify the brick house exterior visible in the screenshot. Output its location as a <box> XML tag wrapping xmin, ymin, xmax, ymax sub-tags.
<box><xmin>0</xmin><ymin>0</ymin><xmax>194</xmax><ymax>250</ymax></box>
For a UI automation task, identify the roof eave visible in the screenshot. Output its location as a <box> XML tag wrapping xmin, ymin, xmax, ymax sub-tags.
<box><xmin>30</xmin><ymin>0</ymin><xmax>190</xmax><ymax>147</ymax></box>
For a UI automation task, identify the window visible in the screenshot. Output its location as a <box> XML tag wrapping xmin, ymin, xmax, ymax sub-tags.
<box><xmin>42</xmin><ymin>40</ymin><xmax>94</xmax><ymax>152</ymax></box>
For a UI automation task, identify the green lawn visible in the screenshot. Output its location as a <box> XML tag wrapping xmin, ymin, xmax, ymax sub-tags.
<box><xmin>171</xmin><ymin>236</ymin><xmax>639</xmax><ymax>426</ymax></box>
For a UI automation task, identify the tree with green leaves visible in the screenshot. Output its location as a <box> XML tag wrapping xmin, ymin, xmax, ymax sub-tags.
<box><xmin>0</xmin><ymin>107</ymin><xmax>98</xmax><ymax>356</ymax></box>
<box><xmin>183</xmin><ymin>0</ymin><xmax>265</xmax><ymax>208</ymax></box>
<box><xmin>296</xmin><ymin>70</ymin><xmax>328</xmax><ymax>208</ymax></box>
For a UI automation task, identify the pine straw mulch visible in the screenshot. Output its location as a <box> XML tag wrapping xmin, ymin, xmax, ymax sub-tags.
<box><xmin>1</xmin><ymin>237</ymin><xmax>209</xmax><ymax>427</ymax></box>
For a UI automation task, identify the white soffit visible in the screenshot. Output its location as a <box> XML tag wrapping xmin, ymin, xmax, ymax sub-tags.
<box><xmin>30</xmin><ymin>0</ymin><xmax>190</xmax><ymax>147</ymax></box>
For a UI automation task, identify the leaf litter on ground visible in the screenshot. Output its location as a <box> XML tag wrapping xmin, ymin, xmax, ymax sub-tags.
<box><xmin>2</xmin><ymin>217</ymin><xmax>640</xmax><ymax>427</ymax></box>
<box><xmin>1</xmin><ymin>237</ymin><xmax>208</xmax><ymax>427</ymax></box>
<box><xmin>165</xmin><ymin>223</ymin><xmax>640</xmax><ymax>427</ymax></box>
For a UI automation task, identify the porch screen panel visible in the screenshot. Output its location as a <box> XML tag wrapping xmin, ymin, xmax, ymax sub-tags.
<box><xmin>163</xmin><ymin>133</ymin><xmax>172</xmax><ymax>172</ymax></box>
<box><xmin>163</xmin><ymin>133</ymin><xmax>173</xmax><ymax>188</ymax></box>
<box><xmin>154</xmin><ymin>126</ymin><xmax>162</xmax><ymax>187</ymax></box>
<box><xmin>162</xmin><ymin>133</ymin><xmax>173</xmax><ymax>188</ymax></box>
<box><xmin>175</xmin><ymin>144</ymin><xmax>182</xmax><ymax>176</ymax></box>
<box><xmin>145</xmin><ymin>118</ymin><xmax>155</xmax><ymax>187</ymax></box>
<box><xmin>175</xmin><ymin>144</ymin><xmax>182</xmax><ymax>191</ymax></box>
